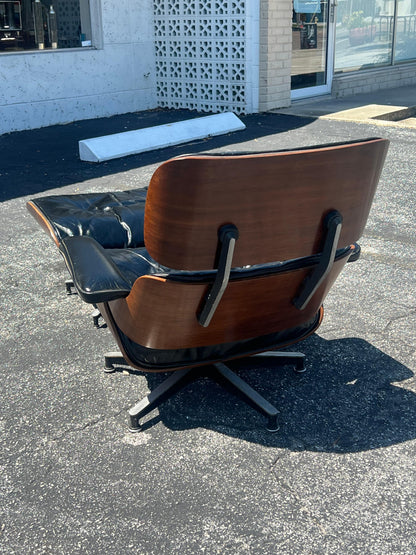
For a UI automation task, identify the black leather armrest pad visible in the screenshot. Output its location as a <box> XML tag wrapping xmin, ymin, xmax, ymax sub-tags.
<box><xmin>60</xmin><ymin>236</ymin><xmax>132</xmax><ymax>304</ymax></box>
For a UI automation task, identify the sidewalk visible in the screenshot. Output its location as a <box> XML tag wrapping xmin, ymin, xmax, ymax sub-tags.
<box><xmin>0</xmin><ymin>103</ymin><xmax>415</xmax><ymax>554</ymax></box>
<box><xmin>275</xmin><ymin>83</ymin><xmax>416</xmax><ymax>127</ymax></box>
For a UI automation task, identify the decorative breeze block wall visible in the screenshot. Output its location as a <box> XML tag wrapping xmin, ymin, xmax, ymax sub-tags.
<box><xmin>153</xmin><ymin>0</ymin><xmax>259</xmax><ymax>114</ymax></box>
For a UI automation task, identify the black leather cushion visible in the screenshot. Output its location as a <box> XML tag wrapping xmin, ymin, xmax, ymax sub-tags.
<box><xmin>30</xmin><ymin>188</ymin><xmax>147</xmax><ymax>248</ymax></box>
<box><xmin>104</xmin><ymin>244</ymin><xmax>355</xmax><ymax>287</ymax></box>
<box><xmin>59</xmin><ymin>235</ymin><xmax>355</xmax><ymax>305</ymax></box>
<box><xmin>59</xmin><ymin>239</ymin><xmax>170</xmax><ymax>303</ymax></box>
<box><xmin>116</xmin><ymin>311</ymin><xmax>321</xmax><ymax>370</ymax></box>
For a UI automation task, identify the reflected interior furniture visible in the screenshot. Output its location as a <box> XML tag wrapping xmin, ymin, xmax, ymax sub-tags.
<box><xmin>54</xmin><ymin>139</ymin><xmax>389</xmax><ymax>431</ymax></box>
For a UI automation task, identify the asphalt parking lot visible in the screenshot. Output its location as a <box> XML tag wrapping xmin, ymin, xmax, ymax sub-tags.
<box><xmin>1</xmin><ymin>103</ymin><xmax>415</xmax><ymax>553</ymax></box>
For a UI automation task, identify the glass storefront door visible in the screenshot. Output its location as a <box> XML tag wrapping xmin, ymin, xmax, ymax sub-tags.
<box><xmin>291</xmin><ymin>0</ymin><xmax>335</xmax><ymax>99</ymax></box>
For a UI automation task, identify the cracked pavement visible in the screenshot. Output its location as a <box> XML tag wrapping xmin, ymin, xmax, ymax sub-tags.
<box><xmin>0</xmin><ymin>109</ymin><xmax>415</xmax><ymax>554</ymax></box>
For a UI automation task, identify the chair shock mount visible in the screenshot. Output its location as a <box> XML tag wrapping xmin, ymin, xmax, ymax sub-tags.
<box><xmin>293</xmin><ymin>210</ymin><xmax>343</xmax><ymax>310</ymax></box>
<box><xmin>198</xmin><ymin>223</ymin><xmax>239</xmax><ymax>327</ymax></box>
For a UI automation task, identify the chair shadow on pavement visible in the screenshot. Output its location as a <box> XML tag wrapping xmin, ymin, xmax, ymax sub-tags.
<box><xmin>136</xmin><ymin>334</ymin><xmax>415</xmax><ymax>453</ymax></box>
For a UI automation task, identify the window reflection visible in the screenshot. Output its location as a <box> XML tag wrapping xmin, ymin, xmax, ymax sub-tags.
<box><xmin>291</xmin><ymin>1</ymin><xmax>328</xmax><ymax>90</ymax></box>
<box><xmin>335</xmin><ymin>0</ymin><xmax>394</xmax><ymax>71</ymax></box>
<box><xmin>395</xmin><ymin>0</ymin><xmax>416</xmax><ymax>62</ymax></box>
<box><xmin>0</xmin><ymin>0</ymin><xmax>92</xmax><ymax>52</ymax></box>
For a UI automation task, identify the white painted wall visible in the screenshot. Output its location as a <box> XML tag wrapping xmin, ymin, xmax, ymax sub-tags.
<box><xmin>0</xmin><ymin>0</ymin><xmax>156</xmax><ymax>134</ymax></box>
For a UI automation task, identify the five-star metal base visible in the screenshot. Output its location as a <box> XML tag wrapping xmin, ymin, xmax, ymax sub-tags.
<box><xmin>103</xmin><ymin>351</ymin><xmax>306</xmax><ymax>433</ymax></box>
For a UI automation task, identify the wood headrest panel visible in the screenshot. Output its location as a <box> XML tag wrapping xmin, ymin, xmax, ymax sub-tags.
<box><xmin>144</xmin><ymin>138</ymin><xmax>389</xmax><ymax>270</ymax></box>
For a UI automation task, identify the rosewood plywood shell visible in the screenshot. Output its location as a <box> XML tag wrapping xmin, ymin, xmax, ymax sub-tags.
<box><xmin>26</xmin><ymin>201</ymin><xmax>61</xmax><ymax>247</ymax></box>
<box><xmin>144</xmin><ymin>138</ymin><xmax>389</xmax><ymax>270</ymax></box>
<box><xmin>109</xmin><ymin>257</ymin><xmax>348</xmax><ymax>351</ymax></box>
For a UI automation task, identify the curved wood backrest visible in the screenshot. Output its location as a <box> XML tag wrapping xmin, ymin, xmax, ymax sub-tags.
<box><xmin>144</xmin><ymin>138</ymin><xmax>389</xmax><ymax>270</ymax></box>
<box><xmin>109</xmin><ymin>255</ymin><xmax>349</xmax><ymax>351</ymax></box>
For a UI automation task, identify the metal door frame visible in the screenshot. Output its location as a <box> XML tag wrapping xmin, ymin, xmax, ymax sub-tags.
<box><xmin>291</xmin><ymin>0</ymin><xmax>337</xmax><ymax>100</ymax></box>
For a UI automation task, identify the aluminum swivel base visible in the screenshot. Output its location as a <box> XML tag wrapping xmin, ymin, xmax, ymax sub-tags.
<box><xmin>103</xmin><ymin>351</ymin><xmax>306</xmax><ymax>433</ymax></box>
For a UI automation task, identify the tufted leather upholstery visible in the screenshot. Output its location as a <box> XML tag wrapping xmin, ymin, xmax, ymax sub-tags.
<box><xmin>27</xmin><ymin>188</ymin><xmax>147</xmax><ymax>248</ymax></box>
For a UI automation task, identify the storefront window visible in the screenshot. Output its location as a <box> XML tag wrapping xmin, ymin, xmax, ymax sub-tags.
<box><xmin>0</xmin><ymin>0</ymin><xmax>92</xmax><ymax>52</ymax></box>
<box><xmin>395</xmin><ymin>0</ymin><xmax>416</xmax><ymax>62</ymax></box>
<box><xmin>335</xmin><ymin>0</ymin><xmax>394</xmax><ymax>71</ymax></box>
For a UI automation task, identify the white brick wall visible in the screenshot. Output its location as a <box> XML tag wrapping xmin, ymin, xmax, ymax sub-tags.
<box><xmin>258</xmin><ymin>0</ymin><xmax>292</xmax><ymax>111</ymax></box>
<box><xmin>332</xmin><ymin>63</ymin><xmax>416</xmax><ymax>97</ymax></box>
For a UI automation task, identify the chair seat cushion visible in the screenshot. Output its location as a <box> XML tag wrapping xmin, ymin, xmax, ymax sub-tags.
<box><xmin>60</xmin><ymin>237</ymin><xmax>354</xmax><ymax>305</ymax></box>
<box><xmin>115</xmin><ymin>309</ymin><xmax>322</xmax><ymax>370</ymax></box>
<box><xmin>27</xmin><ymin>188</ymin><xmax>147</xmax><ymax>248</ymax></box>
<box><xmin>104</xmin><ymin>243</ymin><xmax>355</xmax><ymax>289</ymax></box>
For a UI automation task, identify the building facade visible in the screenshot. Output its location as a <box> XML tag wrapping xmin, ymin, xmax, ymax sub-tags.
<box><xmin>1</xmin><ymin>0</ymin><xmax>415</xmax><ymax>134</ymax></box>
